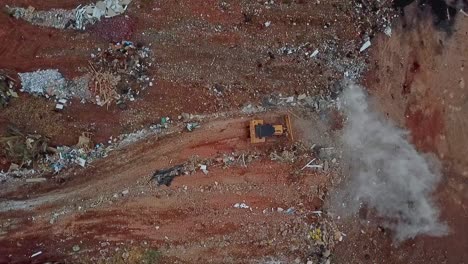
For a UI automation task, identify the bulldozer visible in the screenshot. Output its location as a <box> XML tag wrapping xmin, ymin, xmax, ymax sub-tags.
<box><xmin>249</xmin><ymin>115</ymin><xmax>294</xmax><ymax>143</ymax></box>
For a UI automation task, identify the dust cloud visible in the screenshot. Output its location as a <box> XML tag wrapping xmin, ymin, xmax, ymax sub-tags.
<box><xmin>335</xmin><ymin>83</ymin><xmax>448</xmax><ymax>241</ymax></box>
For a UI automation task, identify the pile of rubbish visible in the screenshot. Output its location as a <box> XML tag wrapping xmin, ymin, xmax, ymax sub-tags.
<box><xmin>75</xmin><ymin>0</ymin><xmax>132</xmax><ymax>30</ymax></box>
<box><xmin>0</xmin><ymin>72</ymin><xmax>17</xmax><ymax>108</ymax></box>
<box><xmin>46</xmin><ymin>144</ymin><xmax>108</xmax><ymax>173</ymax></box>
<box><xmin>0</xmin><ymin>127</ymin><xmax>52</xmax><ymax>168</ymax></box>
<box><xmin>18</xmin><ymin>69</ymin><xmax>91</xmax><ymax>101</ymax></box>
<box><xmin>7</xmin><ymin>0</ymin><xmax>133</xmax><ymax>30</ymax></box>
<box><xmin>89</xmin><ymin>41</ymin><xmax>154</xmax><ymax>106</ymax></box>
<box><xmin>307</xmin><ymin>218</ymin><xmax>344</xmax><ymax>264</ymax></box>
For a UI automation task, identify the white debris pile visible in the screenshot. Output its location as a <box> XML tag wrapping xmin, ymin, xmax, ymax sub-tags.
<box><xmin>75</xmin><ymin>0</ymin><xmax>132</xmax><ymax>30</ymax></box>
<box><xmin>18</xmin><ymin>70</ymin><xmax>91</xmax><ymax>100</ymax></box>
<box><xmin>6</xmin><ymin>6</ymin><xmax>75</xmax><ymax>29</ymax></box>
<box><xmin>19</xmin><ymin>70</ymin><xmax>66</xmax><ymax>96</ymax></box>
<box><xmin>6</xmin><ymin>0</ymin><xmax>133</xmax><ymax>30</ymax></box>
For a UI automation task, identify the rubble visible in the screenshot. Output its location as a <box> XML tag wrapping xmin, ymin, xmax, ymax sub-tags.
<box><xmin>18</xmin><ymin>70</ymin><xmax>91</xmax><ymax>100</ymax></box>
<box><xmin>88</xmin><ymin>41</ymin><xmax>154</xmax><ymax>106</ymax></box>
<box><xmin>0</xmin><ymin>127</ymin><xmax>51</xmax><ymax>167</ymax></box>
<box><xmin>0</xmin><ymin>72</ymin><xmax>17</xmax><ymax>108</ymax></box>
<box><xmin>7</xmin><ymin>6</ymin><xmax>75</xmax><ymax>29</ymax></box>
<box><xmin>7</xmin><ymin>0</ymin><xmax>133</xmax><ymax>30</ymax></box>
<box><xmin>75</xmin><ymin>0</ymin><xmax>133</xmax><ymax>30</ymax></box>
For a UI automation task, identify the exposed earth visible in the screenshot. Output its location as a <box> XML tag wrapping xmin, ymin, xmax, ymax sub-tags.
<box><xmin>0</xmin><ymin>0</ymin><xmax>467</xmax><ymax>264</ymax></box>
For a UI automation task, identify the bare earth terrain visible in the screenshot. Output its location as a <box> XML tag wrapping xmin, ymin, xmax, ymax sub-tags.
<box><xmin>0</xmin><ymin>0</ymin><xmax>467</xmax><ymax>264</ymax></box>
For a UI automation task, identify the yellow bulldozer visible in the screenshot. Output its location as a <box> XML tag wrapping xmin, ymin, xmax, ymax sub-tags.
<box><xmin>249</xmin><ymin>115</ymin><xmax>294</xmax><ymax>143</ymax></box>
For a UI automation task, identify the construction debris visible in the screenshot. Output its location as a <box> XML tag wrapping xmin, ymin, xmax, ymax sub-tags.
<box><xmin>30</xmin><ymin>251</ymin><xmax>43</xmax><ymax>258</ymax></box>
<box><xmin>186</xmin><ymin>122</ymin><xmax>200</xmax><ymax>132</ymax></box>
<box><xmin>7</xmin><ymin>0</ymin><xmax>133</xmax><ymax>30</ymax></box>
<box><xmin>7</xmin><ymin>6</ymin><xmax>75</xmax><ymax>29</ymax></box>
<box><xmin>89</xmin><ymin>41</ymin><xmax>154</xmax><ymax>106</ymax></box>
<box><xmin>0</xmin><ymin>72</ymin><xmax>17</xmax><ymax>108</ymax></box>
<box><xmin>75</xmin><ymin>0</ymin><xmax>133</xmax><ymax>30</ymax></box>
<box><xmin>18</xmin><ymin>70</ymin><xmax>91</xmax><ymax>100</ymax></box>
<box><xmin>0</xmin><ymin>127</ymin><xmax>51</xmax><ymax>167</ymax></box>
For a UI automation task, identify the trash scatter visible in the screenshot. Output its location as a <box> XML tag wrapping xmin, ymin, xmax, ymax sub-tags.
<box><xmin>30</xmin><ymin>251</ymin><xmax>43</xmax><ymax>258</ymax></box>
<box><xmin>75</xmin><ymin>0</ymin><xmax>133</xmax><ymax>30</ymax></box>
<box><xmin>150</xmin><ymin>164</ymin><xmax>186</xmax><ymax>186</ymax></box>
<box><xmin>186</xmin><ymin>122</ymin><xmax>200</xmax><ymax>132</ymax></box>
<box><xmin>7</xmin><ymin>6</ymin><xmax>75</xmax><ymax>29</ymax></box>
<box><xmin>359</xmin><ymin>40</ymin><xmax>372</xmax><ymax>53</ymax></box>
<box><xmin>19</xmin><ymin>70</ymin><xmax>91</xmax><ymax>100</ymax></box>
<box><xmin>19</xmin><ymin>70</ymin><xmax>66</xmax><ymax>96</ymax></box>
<box><xmin>7</xmin><ymin>0</ymin><xmax>133</xmax><ymax>30</ymax></box>
<box><xmin>0</xmin><ymin>72</ymin><xmax>17</xmax><ymax>108</ymax></box>
<box><xmin>0</xmin><ymin>127</ymin><xmax>51</xmax><ymax>167</ymax></box>
<box><xmin>199</xmin><ymin>164</ymin><xmax>208</xmax><ymax>175</ymax></box>
<box><xmin>307</xmin><ymin>217</ymin><xmax>344</xmax><ymax>264</ymax></box>
<box><xmin>234</xmin><ymin>203</ymin><xmax>250</xmax><ymax>209</ymax></box>
<box><xmin>88</xmin><ymin>41</ymin><xmax>154</xmax><ymax>106</ymax></box>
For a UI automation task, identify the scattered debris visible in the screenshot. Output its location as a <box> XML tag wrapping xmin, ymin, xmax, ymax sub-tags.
<box><xmin>359</xmin><ymin>40</ymin><xmax>372</xmax><ymax>53</ymax></box>
<box><xmin>75</xmin><ymin>133</ymin><xmax>93</xmax><ymax>151</ymax></box>
<box><xmin>151</xmin><ymin>164</ymin><xmax>186</xmax><ymax>186</ymax></box>
<box><xmin>311</xmin><ymin>49</ymin><xmax>319</xmax><ymax>58</ymax></box>
<box><xmin>19</xmin><ymin>70</ymin><xmax>66</xmax><ymax>96</ymax></box>
<box><xmin>88</xmin><ymin>63</ymin><xmax>121</xmax><ymax>107</ymax></box>
<box><xmin>0</xmin><ymin>127</ymin><xmax>51</xmax><ymax>167</ymax></box>
<box><xmin>270</xmin><ymin>150</ymin><xmax>297</xmax><ymax>163</ymax></box>
<box><xmin>7</xmin><ymin>0</ymin><xmax>133</xmax><ymax>30</ymax></box>
<box><xmin>25</xmin><ymin>178</ymin><xmax>47</xmax><ymax>183</ymax></box>
<box><xmin>234</xmin><ymin>203</ymin><xmax>250</xmax><ymax>209</ymax></box>
<box><xmin>89</xmin><ymin>41</ymin><xmax>153</xmax><ymax>106</ymax></box>
<box><xmin>7</xmin><ymin>6</ymin><xmax>75</xmax><ymax>29</ymax></box>
<box><xmin>18</xmin><ymin>70</ymin><xmax>91</xmax><ymax>100</ymax></box>
<box><xmin>0</xmin><ymin>72</ymin><xmax>17</xmax><ymax>108</ymax></box>
<box><xmin>72</xmin><ymin>245</ymin><xmax>81</xmax><ymax>252</ymax></box>
<box><xmin>384</xmin><ymin>26</ymin><xmax>392</xmax><ymax>37</ymax></box>
<box><xmin>75</xmin><ymin>0</ymin><xmax>133</xmax><ymax>30</ymax></box>
<box><xmin>30</xmin><ymin>251</ymin><xmax>43</xmax><ymax>258</ymax></box>
<box><xmin>186</xmin><ymin>122</ymin><xmax>200</xmax><ymax>132</ymax></box>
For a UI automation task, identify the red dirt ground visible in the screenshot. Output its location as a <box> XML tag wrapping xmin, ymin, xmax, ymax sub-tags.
<box><xmin>0</xmin><ymin>114</ymin><xmax>334</xmax><ymax>263</ymax></box>
<box><xmin>1</xmin><ymin>1</ymin><xmax>467</xmax><ymax>264</ymax></box>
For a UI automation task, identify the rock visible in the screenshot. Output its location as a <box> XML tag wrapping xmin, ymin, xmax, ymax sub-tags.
<box><xmin>294</xmin><ymin>258</ymin><xmax>301</xmax><ymax>263</ymax></box>
<box><xmin>277</xmin><ymin>207</ymin><xmax>284</xmax><ymax>212</ymax></box>
<box><xmin>307</xmin><ymin>261</ymin><xmax>313</xmax><ymax>264</ymax></box>
<box><xmin>122</xmin><ymin>189</ymin><xmax>129</xmax><ymax>195</ymax></box>
<box><xmin>72</xmin><ymin>245</ymin><xmax>80</xmax><ymax>252</ymax></box>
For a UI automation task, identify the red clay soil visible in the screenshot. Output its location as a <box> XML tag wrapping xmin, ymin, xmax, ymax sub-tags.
<box><xmin>0</xmin><ymin>114</ymin><xmax>331</xmax><ymax>263</ymax></box>
<box><xmin>343</xmin><ymin>4</ymin><xmax>468</xmax><ymax>264</ymax></box>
